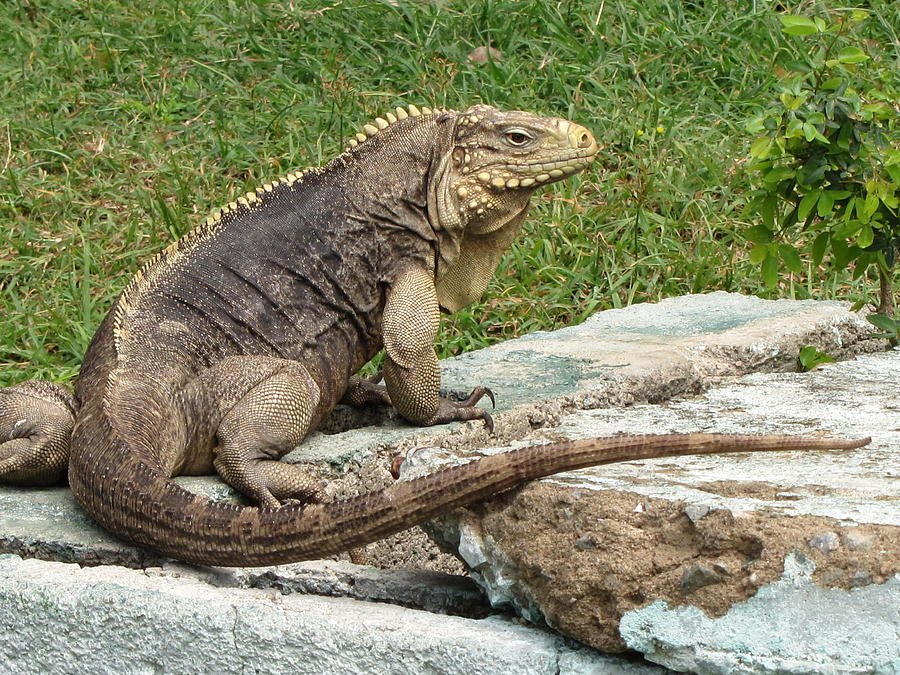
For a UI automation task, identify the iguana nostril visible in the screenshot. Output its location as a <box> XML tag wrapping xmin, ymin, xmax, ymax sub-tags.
<box><xmin>567</xmin><ymin>124</ymin><xmax>595</xmax><ymax>150</ymax></box>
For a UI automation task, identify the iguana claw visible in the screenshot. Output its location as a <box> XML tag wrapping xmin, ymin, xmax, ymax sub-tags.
<box><xmin>458</xmin><ymin>386</ymin><xmax>495</xmax><ymax>409</ymax></box>
<box><xmin>481</xmin><ymin>410</ymin><xmax>495</xmax><ymax>435</ymax></box>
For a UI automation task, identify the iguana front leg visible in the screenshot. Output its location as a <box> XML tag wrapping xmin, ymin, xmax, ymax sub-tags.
<box><xmin>382</xmin><ymin>265</ymin><xmax>493</xmax><ymax>429</ymax></box>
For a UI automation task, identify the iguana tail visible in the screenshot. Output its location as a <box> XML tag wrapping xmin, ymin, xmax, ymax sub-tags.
<box><xmin>68</xmin><ymin>393</ymin><xmax>870</xmax><ymax>567</ymax></box>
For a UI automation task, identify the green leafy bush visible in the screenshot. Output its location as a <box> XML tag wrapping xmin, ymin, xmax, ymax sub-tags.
<box><xmin>744</xmin><ymin>9</ymin><xmax>899</xmax><ymax>318</ymax></box>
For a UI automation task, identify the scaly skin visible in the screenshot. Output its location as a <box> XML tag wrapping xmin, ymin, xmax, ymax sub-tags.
<box><xmin>0</xmin><ymin>104</ymin><xmax>870</xmax><ymax>566</ymax></box>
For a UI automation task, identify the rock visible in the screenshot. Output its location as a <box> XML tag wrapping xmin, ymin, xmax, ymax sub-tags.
<box><xmin>680</xmin><ymin>565</ymin><xmax>724</xmax><ymax>595</ymax></box>
<box><xmin>0</xmin><ymin>293</ymin><xmax>894</xmax><ymax>673</ymax></box>
<box><xmin>401</xmin><ymin>298</ymin><xmax>898</xmax><ymax>666</ymax></box>
<box><xmin>574</xmin><ymin>535</ymin><xmax>598</xmax><ymax>551</ymax></box>
<box><xmin>807</xmin><ymin>531</ymin><xmax>840</xmax><ymax>554</ymax></box>
<box><xmin>684</xmin><ymin>504</ymin><xmax>710</xmax><ymax>523</ymax></box>
<box><xmin>841</xmin><ymin>529</ymin><xmax>875</xmax><ymax>551</ymax></box>
<box><xmin>468</xmin><ymin>46</ymin><xmax>503</xmax><ymax>63</ymax></box>
<box><xmin>619</xmin><ymin>552</ymin><xmax>899</xmax><ymax>674</ymax></box>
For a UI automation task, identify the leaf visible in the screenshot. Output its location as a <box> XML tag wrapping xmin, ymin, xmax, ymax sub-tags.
<box><xmin>863</xmin><ymin>192</ymin><xmax>880</xmax><ymax>220</ymax></box>
<box><xmin>779</xmin><ymin>244</ymin><xmax>803</xmax><ymax>274</ymax></box>
<box><xmin>779</xmin><ymin>15</ymin><xmax>819</xmax><ymax>36</ymax></box>
<box><xmin>857</xmin><ymin>225</ymin><xmax>874</xmax><ymax>249</ymax></box>
<box><xmin>805</xmin><ymin>124</ymin><xmax>829</xmax><ymax>144</ymax></box>
<box><xmin>762</xmin><ymin>254</ymin><xmax>779</xmax><ymax>288</ymax></box>
<box><xmin>749</xmin><ymin>137</ymin><xmax>774</xmax><ymax>159</ymax></box>
<box><xmin>749</xmin><ymin>243</ymin><xmax>769</xmax><ymax>263</ymax></box>
<box><xmin>797</xmin><ymin>345</ymin><xmax>835</xmax><ymax>372</ymax></box>
<box><xmin>744</xmin><ymin>224</ymin><xmax>774</xmax><ymax>244</ymax></box>
<box><xmin>798</xmin><ymin>190</ymin><xmax>821</xmax><ymax>220</ymax></box>
<box><xmin>821</xmin><ymin>77</ymin><xmax>843</xmax><ymax>91</ymax></box>
<box><xmin>785</xmin><ymin>117</ymin><xmax>804</xmax><ymax>138</ymax></box>
<box><xmin>811</xmin><ymin>231</ymin><xmax>829</xmax><ymax>266</ymax></box>
<box><xmin>886</xmin><ymin>164</ymin><xmax>900</xmax><ymax>184</ymax></box>
<box><xmin>798</xmin><ymin>156</ymin><xmax>827</xmax><ymax>187</ymax></box>
<box><xmin>764</xmin><ymin>166</ymin><xmax>795</xmax><ymax>187</ymax></box>
<box><xmin>836</xmin><ymin>123</ymin><xmax>853</xmax><ymax>149</ymax></box>
<box><xmin>834</xmin><ymin>219</ymin><xmax>862</xmax><ymax>240</ymax></box>
<box><xmin>836</xmin><ymin>46</ymin><xmax>870</xmax><ymax>64</ymax></box>
<box><xmin>830</xmin><ymin>236</ymin><xmax>853</xmax><ymax>269</ymax></box>
<box><xmin>760</xmin><ymin>194</ymin><xmax>778</xmax><ymax>228</ymax></box>
<box><xmin>817</xmin><ymin>190</ymin><xmax>835</xmax><ymax>218</ymax></box>
<box><xmin>746</xmin><ymin>116</ymin><xmax>767</xmax><ymax>134</ymax></box>
<box><xmin>867</xmin><ymin>313</ymin><xmax>900</xmax><ymax>333</ymax></box>
<box><xmin>854</xmin><ymin>196</ymin><xmax>870</xmax><ymax>224</ymax></box>
<box><xmin>802</xmin><ymin>123</ymin><xmax>817</xmax><ymax>142</ymax></box>
<box><xmin>806</xmin><ymin>112</ymin><xmax>825</xmax><ymax>125</ymax></box>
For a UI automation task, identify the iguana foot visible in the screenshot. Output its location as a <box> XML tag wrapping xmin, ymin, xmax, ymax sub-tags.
<box><xmin>456</xmin><ymin>386</ymin><xmax>495</xmax><ymax>410</ymax></box>
<box><xmin>429</xmin><ymin>386</ymin><xmax>495</xmax><ymax>433</ymax></box>
<box><xmin>0</xmin><ymin>380</ymin><xmax>76</xmax><ymax>486</ymax></box>
<box><xmin>342</xmin><ymin>373</ymin><xmax>392</xmax><ymax>407</ymax></box>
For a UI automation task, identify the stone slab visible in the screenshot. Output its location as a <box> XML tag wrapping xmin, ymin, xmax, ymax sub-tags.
<box><xmin>0</xmin><ymin>556</ymin><xmax>596</xmax><ymax>675</ymax></box>
<box><xmin>439</xmin><ymin>291</ymin><xmax>877</xmax><ymax>411</ymax></box>
<box><xmin>0</xmin><ymin>554</ymin><xmax>664</xmax><ymax>675</ymax></box>
<box><xmin>407</xmin><ymin>349</ymin><xmax>899</xmax><ymax>670</ymax></box>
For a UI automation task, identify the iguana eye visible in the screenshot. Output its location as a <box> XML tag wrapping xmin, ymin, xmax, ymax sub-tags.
<box><xmin>504</xmin><ymin>129</ymin><xmax>533</xmax><ymax>146</ymax></box>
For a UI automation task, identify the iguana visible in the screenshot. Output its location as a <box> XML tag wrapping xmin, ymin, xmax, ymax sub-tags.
<box><xmin>0</xmin><ymin>104</ymin><xmax>868</xmax><ymax>567</ymax></box>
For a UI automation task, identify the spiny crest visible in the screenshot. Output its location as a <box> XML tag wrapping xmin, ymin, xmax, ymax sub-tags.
<box><xmin>112</xmin><ymin>104</ymin><xmax>449</xmax><ymax>347</ymax></box>
<box><xmin>344</xmin><ymin>104</ymin><xmax>452</xmax><ymax>152</ymax></box>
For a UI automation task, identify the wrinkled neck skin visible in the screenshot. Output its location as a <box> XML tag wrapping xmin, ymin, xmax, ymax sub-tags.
<box><xmin>427</xmin><ymin>120</ymin><xmax>533</xmax><ymax>313</ymax></box>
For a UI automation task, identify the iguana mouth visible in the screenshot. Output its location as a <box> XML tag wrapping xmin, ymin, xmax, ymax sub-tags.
<box><xmin>493</xmin><ymin>147</ymin><xmax>597</xmax><ymax>188</ymax></box>
<box><xmin>508</xmin><ymin>148</ymin><xmax>597</xmax><ymax>176</ymax></box>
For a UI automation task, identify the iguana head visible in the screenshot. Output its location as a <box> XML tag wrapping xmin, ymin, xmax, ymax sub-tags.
<box><xmin>429</xmin><ymin>104</ymin><xmax>597</xmax><ymax>311</ymax></box>
<box><xmin>343</xmin><ymin>104</ymin><xmax>597</xmax><ymax>312</ymax></box>
<box><xmin>439</xmin><ymin>104</ymin><xmax>596</xmax><ymax>233</ymax></box>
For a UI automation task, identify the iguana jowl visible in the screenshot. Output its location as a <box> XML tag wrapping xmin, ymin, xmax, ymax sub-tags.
<box><xmin>0</xmin><ymin>104</ymin><xmax>868</xmax><ymax>566</ymax></box>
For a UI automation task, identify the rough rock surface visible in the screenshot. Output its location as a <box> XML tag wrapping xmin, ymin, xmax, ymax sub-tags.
<box><xmin>1</xmin><ymin>554</ymin><xmax>665</xmax><ymax>675</ymax></box>
<box><xmin>619</xmin><ymin>552</ymin><xmax>900</xmax><ymax>674</ymax></box>
<box><xmin>404</xmin><ymin>349</ymin><xmax>899</xmax><ymax>666</ymax></box>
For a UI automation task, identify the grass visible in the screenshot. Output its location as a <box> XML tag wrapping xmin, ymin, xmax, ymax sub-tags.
<box><xmin>1</xmin><ymin>0</ymin><xmax>898</xmax><ymax>384</ymax></box>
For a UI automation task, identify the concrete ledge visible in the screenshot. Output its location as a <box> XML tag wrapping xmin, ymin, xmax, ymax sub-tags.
<box><xmin>0</xmin><ymin>555</ymin><xmax>664</xmax><ymax>675</ymax></box>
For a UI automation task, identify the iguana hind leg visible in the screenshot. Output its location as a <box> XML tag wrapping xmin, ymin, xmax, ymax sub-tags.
<box><xmin>203</xmin><ymin>358</ymin><xmax>324</xmax><ymax>509</ymax></box>
<box><xmin>0</xmin><ymin>380</ymin><xmax>76</xmax><ymax>486</ymax></box>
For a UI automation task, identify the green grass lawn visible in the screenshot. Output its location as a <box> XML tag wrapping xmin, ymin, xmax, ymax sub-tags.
<box><xmin>1</xmin><ymin>0</ymin><xmax>897</xmax><ymax>384</ymax></box>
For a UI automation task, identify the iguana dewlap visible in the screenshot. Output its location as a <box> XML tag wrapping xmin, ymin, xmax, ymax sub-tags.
<box><xmin>0</xmin><ymin>104</ymin><xmax>868</xmax><ymax>566</ymax></box>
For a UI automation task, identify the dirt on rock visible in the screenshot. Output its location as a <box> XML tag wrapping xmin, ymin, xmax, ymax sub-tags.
<box><xmin>458</xmin><ymin>481</ymin><xmax>900</xmax><ymax>652</ymax></box>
